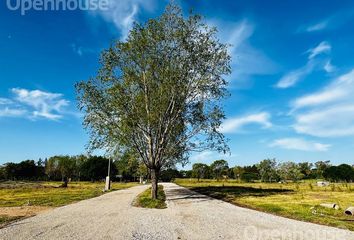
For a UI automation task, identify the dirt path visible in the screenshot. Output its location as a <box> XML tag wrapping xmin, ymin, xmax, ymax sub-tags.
<box><xmin>0</xmin><ymin>183</ymin><xmax>353</xmax><ymax>240</ymax></box>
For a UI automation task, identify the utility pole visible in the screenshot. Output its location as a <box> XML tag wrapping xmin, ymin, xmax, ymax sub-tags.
<box><xmin>104</xmin><ymin>158</ymin><xmax>111</xmax><ymax>191</ymax></box>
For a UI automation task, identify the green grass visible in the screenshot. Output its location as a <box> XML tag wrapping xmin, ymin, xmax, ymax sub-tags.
<box><xmin>0</xmin><ymin>181</ymin><xmax>138</xmax><ymax>227</ymax></box>
<box><xmin>0</xmin><ymin>181</ymin><xmax>138</xmax><ymax>207</ymax></box>
<box><xmin>133</xmin><ymin>185</ymin><xmax>167</xmax><ymax>209</ymax></box>
<box><xmin>175</xmin><ymin>178</ymin><xmax>354</xmax><ymax>231</ymax></box>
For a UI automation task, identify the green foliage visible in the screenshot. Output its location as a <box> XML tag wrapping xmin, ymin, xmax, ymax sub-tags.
<box><xmin>160</xmin><ymin>168</ymin><xmax>182</xmax><ymax>182</ymax></box>
<box><xmin>192</xmin><ymin>163</ymin><xmax>210</xmax><ymax>180</ymax></box>
<box><xmin>1</xmin><ymin>160</ymin><xmax>44</xmax><ymax>181</ymax></box>
<box><xmin>324</xmin><ymin>164</ymin><xmax>354</xmax><ymax>182</ymax></box>
<box><xmin>298</xmin><ymin>162</ymin><xmax>314</xmax><ymax>179</ymax></box>
<box><xmin>257</xmin><ymin>159</ymin><xmax>278</xmax><ymax>182</ymax></box>
<box><xmin>134</xmin><ymin>185</ymin><xmax>166</xmax><ymax>209</ymax></box>
<box><xmin>314</xmin><ymin>160</ymin><xmax>331</xmax><ymax>178</ymax></box>
<box><xmin>278</xmin><ymin>161</ymin><xmax>304</xmax><ymax>182</ymax></box>
<box><xmin>76</xmin><ymin>3</ymin><xmax>230</xmax><ymax>199</ymax></box>
<box><xmin>114</xmin><ymin>150</ymin><xmax>141</xmax><ymax>181</ymax></box>
<box><xmin>80</xmin><ymin>156</ymin><xmax>117</xmax><ymax>181</ymax></box>
<box><xmin>210</xmin><ymin>159</ymin><xmax>229</xmax><ymax>180</ymax></box>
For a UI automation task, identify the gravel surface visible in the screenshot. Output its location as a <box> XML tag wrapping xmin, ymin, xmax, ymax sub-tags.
<box><xmin>1</xmin><ymin>183</ymin><xmax>353</xmax><ymax>240</ymax></box>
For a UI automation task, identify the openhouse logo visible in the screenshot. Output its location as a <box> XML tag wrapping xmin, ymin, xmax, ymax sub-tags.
<box><xmin>6</xmin><ymin>0</ymin><xmax>109</xmax><ymax>15</ymax></box>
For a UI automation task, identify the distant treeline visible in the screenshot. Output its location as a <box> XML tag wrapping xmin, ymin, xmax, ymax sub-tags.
<box><xmin>186</xmin><ymin>159</ymin><xmax>354</xmax><ymax>182</ymax></box>
<box><xmin>1</xmin><ymin>157</ymin><xmax>354</xmax><ymax>183</ymax></box>
<box><xmin>0</xmin><ymin>154</ymin><xmax>180</xmax><ymax>183</ymax></box>
<box><xmin>0</xmin><ymin>155</ymin><xmax>141</xmax><ymax>182</ymax></box>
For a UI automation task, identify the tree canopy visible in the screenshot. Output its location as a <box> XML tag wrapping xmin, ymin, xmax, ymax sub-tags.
<box><xmin>76</xmin><ymin>4</ymin><xmax>231</xmax><ymax>198</ymax></box>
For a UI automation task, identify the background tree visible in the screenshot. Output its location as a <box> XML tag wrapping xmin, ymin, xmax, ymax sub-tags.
<box><xmin>314</xmin><ymin>160</ymin><xmax>331</xmax><ymax>179</ymax></box>
<box><xmin>324</xmin><ymin>164</ymin><xmax>354</xmax><ymax>182</ymax></box>
<box><xmin>192</xmin><ymin>163</ymin><xmax>210</xmax><ymax>181</ymax></box>
<box><xmin>57</xmin><ymin>156</ymin><xmax>77</xmax><ymax>187</ymax></box>
<box><xmin>80</xmin><ymin>156</ymin><xmax>117</xmax><ymax>181</ymax></box>
<box><xmin>115</xmin><ymin>151</ymin><xmax>140</xmax><ymax>181</ymax></box>
<box><xmin>46</xmin><ymin>156</ymin><xmax>77</xmax><ymax>187</ymax></box>
<box><xmin>160</xmin><ymin>167</ymin><xmax>182</xmax><ymax>182</ymax></box>
<box><xmin>257</xmin><ymin>159</ymin><xmax>278</xmax><ymax>182</ymax></box>
<box><xmin>45</xmin><ymin>157</ymin><xmax>61</xmax><ymax>181</ymax></box>
<box><xmin>76</xmin><ymin>4</ymin><xmax>230</xmax><ymax>198</ymax></box>
<box><xmin>278</xmin><ymin>162</ymin><xmax>304</xmax><ymax>182</ymax></box>
<box><xmin>233</xmin><ymin>166</ymin><xmax>245</xmax><ymax>181</ymax></box>
<box><xmin>210</xmin><ymin>160</ymin><xmax>229</xmax><ymax>181</ymax></box>
<box><xmin>298</xmin><ymin>162</ymin><xmax>314</xmax><ymax>179</ymax></box>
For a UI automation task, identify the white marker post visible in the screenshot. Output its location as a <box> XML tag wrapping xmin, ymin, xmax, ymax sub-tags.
<box><xmin>104</xmin><ymin>158</ymin><xmax>111</xmax><ymax>191</ymax></box>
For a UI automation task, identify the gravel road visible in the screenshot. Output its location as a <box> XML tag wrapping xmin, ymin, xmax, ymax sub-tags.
<box><xmin>1</xmin><ymin>183</ymin><xmax>353</xmax><ymax>240</ymax></box>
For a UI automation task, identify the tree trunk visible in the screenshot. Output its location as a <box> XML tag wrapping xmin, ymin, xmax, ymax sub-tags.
<box><xmin>61</xmin><ymin>176</ymin><xmax>68</xmax><ymax>188</ymax></box>
<box><xmin>151</xmin><ymin>168</ymin><xmax>159</xmax><ymax>199</ymax></box>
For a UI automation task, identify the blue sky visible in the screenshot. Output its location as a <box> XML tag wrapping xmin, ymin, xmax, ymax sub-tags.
<box><xmin>1</xmin><ymin>0</ymin><xmax>354</xmax><ymax>168</ymax></box>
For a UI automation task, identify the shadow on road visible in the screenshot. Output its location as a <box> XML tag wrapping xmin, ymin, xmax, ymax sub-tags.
<box><xmin>189</xmin><ymin>186</ymin><xmax>293</xmax><ymax>200</ymax></box>
<box><xmin>166</xmin><ymin>187</ymin><xmax>212</xmax><ymax>203</ymax></box>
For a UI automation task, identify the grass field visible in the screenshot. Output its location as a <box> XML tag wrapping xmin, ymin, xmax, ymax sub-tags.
<box><xmin>175</xmin><ymin>178</ymin><xmax>354</xmax><ymax>231</ymax></box>
<box><xmin>0</xmin><ymin>181</ymin><xmax>138</xmax><ymax>227</ymax></box>
<box><xmin>133</xmin><ymin>185</ymin><xmax>166</xmax><ymax>209</ymax></box>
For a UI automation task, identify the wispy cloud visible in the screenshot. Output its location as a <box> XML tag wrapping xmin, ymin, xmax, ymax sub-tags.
<box><xmin>12</xmin><ymin>88</ymin><xmax>69</xmax><ymax>120</ymax></box>
<box><xmin>305</xmin><ymin>20</ymin><xmax>329</xmax><ymax>32</ymax></box>
<box><xmin>324</xmin><ymin>60</ymin><xmax>336</xmax><ymax>73</ymax></box>
<box><xmin>300</xmin><ymin>9</ymin><xmax>354</xmax><ymax>33</ymax></box>
<box><xmin>0</xmin><ymin>88</ymin><xmax>70</xmax><ymax>121</ymax></box>
<box><xmin>0</xmin><ymin>107</ymin><xmax>27</xmax><ymax>117</ymax></box>
<box><xmin>275</xmin><ymin>41</ymin><xmax>333</xmax><ymax>89</ymax></box>
<box><xmin>89</xmin><ymin>0</ymin><xmax>156</xmax><ymax>40</ymax></box>
<box><xmin>307</xmin><ymin>41</ymin><xmax>331</xmax><ymax>59</ymax></box>
<box><xmin>71</xmin><ymin>43</ymin><xmax>96</xmax><ymax>56</ymax></box>
<box><xmin>220</xmin><ymin>112</ymin><xmax>272</xmax><ymax>133</ymax></box>
<box><xmin>291</xmin><ymin>69</ymin><xmax>354</xmax><ymax>137</ymax></box>
<box><xmin>276</xmin><ymin>62</ymin><xmax>314</xmax><ymax>89</ymax></box>
<box><xmin>0</xmin><ymin>98</ymin><xmax>13</xmax><ymax>105</ymax></box>
<box><xmin>210</xmin><ymin>20</ymin><xmax>278</xmax><ymax>86</ymax></box>
<box><xmin>269</xmin><ymin>138</ymin><xmax>330</xmax><ymax>152</ymax></box>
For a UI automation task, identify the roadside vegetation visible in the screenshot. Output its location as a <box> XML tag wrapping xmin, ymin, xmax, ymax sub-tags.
<box><xmin>175</xmin><ymin>178</ymin><xmax>354</xmax><ymax>231</ymax></box>
<box><xmin>133</xmin><ymin>185</ymin><xmax>167</xmax><ymax>209</ymax></box>
<box><xmin>0</xmin><ymin>181</ymin><xmax>138</xmax><ymax>227</ymax></box>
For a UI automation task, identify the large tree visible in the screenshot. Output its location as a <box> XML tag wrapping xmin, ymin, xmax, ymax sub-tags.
<box><xmin>76</xmin><ymin>4</ymin><xmax>230</xmax><ymax>198</ymax></box>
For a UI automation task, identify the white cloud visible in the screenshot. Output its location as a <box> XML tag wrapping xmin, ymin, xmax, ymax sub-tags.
<box><xmin>294</xmin><ymin>105</ymin><xmax>354</xmax><ymax>137</ymax></box>
<box><xmin>89</xmin><ymin>0</ymin><xmax>156</xmax><ymax>40</ymax></box>
<box><xmin>71</xmin><ymin>44</ymin><xmax>96</xmax><ymax>56</ymax></box>
<box><xmin>293</xmin><ymin>70</ymin><xmax>354</xmax><ymax>109</ymax></box>
<box><xmin>210</xmin><ymin>20</ymin><xmax>278</xmax><ymax>85</ymax></box>
<box><xmin>269</xmin><ymin>138</ymin><xmax>330</xmax><ymax>152</ymax></box>
<box><xmin>301</xmin><ymin>9</ymin><xmax>354</xmax><ymax>33</ymax></box>
<box><xmin>220</xmin><ymin>112</ymin><xmax>272</xmax><ymax>133</ymax></box>
<box><xmin>291</xmin><ymin>69</ymin><xmax>354</xmax><ymax>137</ymax></box>
<box><xmin>275</xmin><ymin>42</ymin><xmax>331</xmax><ymax>89</ymax></box>
<box><xmin>1</xmin><ymin>88</ymin><xmax>70</xmax><ymax>120</ymax></box>
<box><xmin>307</xmin><ymin>41</ymin><xmax>331</xmax><ymax>59</ymax></box>
<box><xmin>324</xmin><ymin>60</ymin><xmax>336</xmax><ymax>73</ymax></box>
<box><xmin>0</xmin><ymin>98</ymin><xmax>13</xmax><ymax>105</ymax></box>
<box><xmin>0</xmin><ymin>107</ymin><xmax>26</xmax><ymax>117</ymax></box>
<box><xmin>276</xmin><ymin>62</ymin><xmax>314</xmax><ymax>89</ymax></box>
<box><xmin>305</xmin><ymin>20</ymin><xmax>329</xmax><ymax>32</ymax></box>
